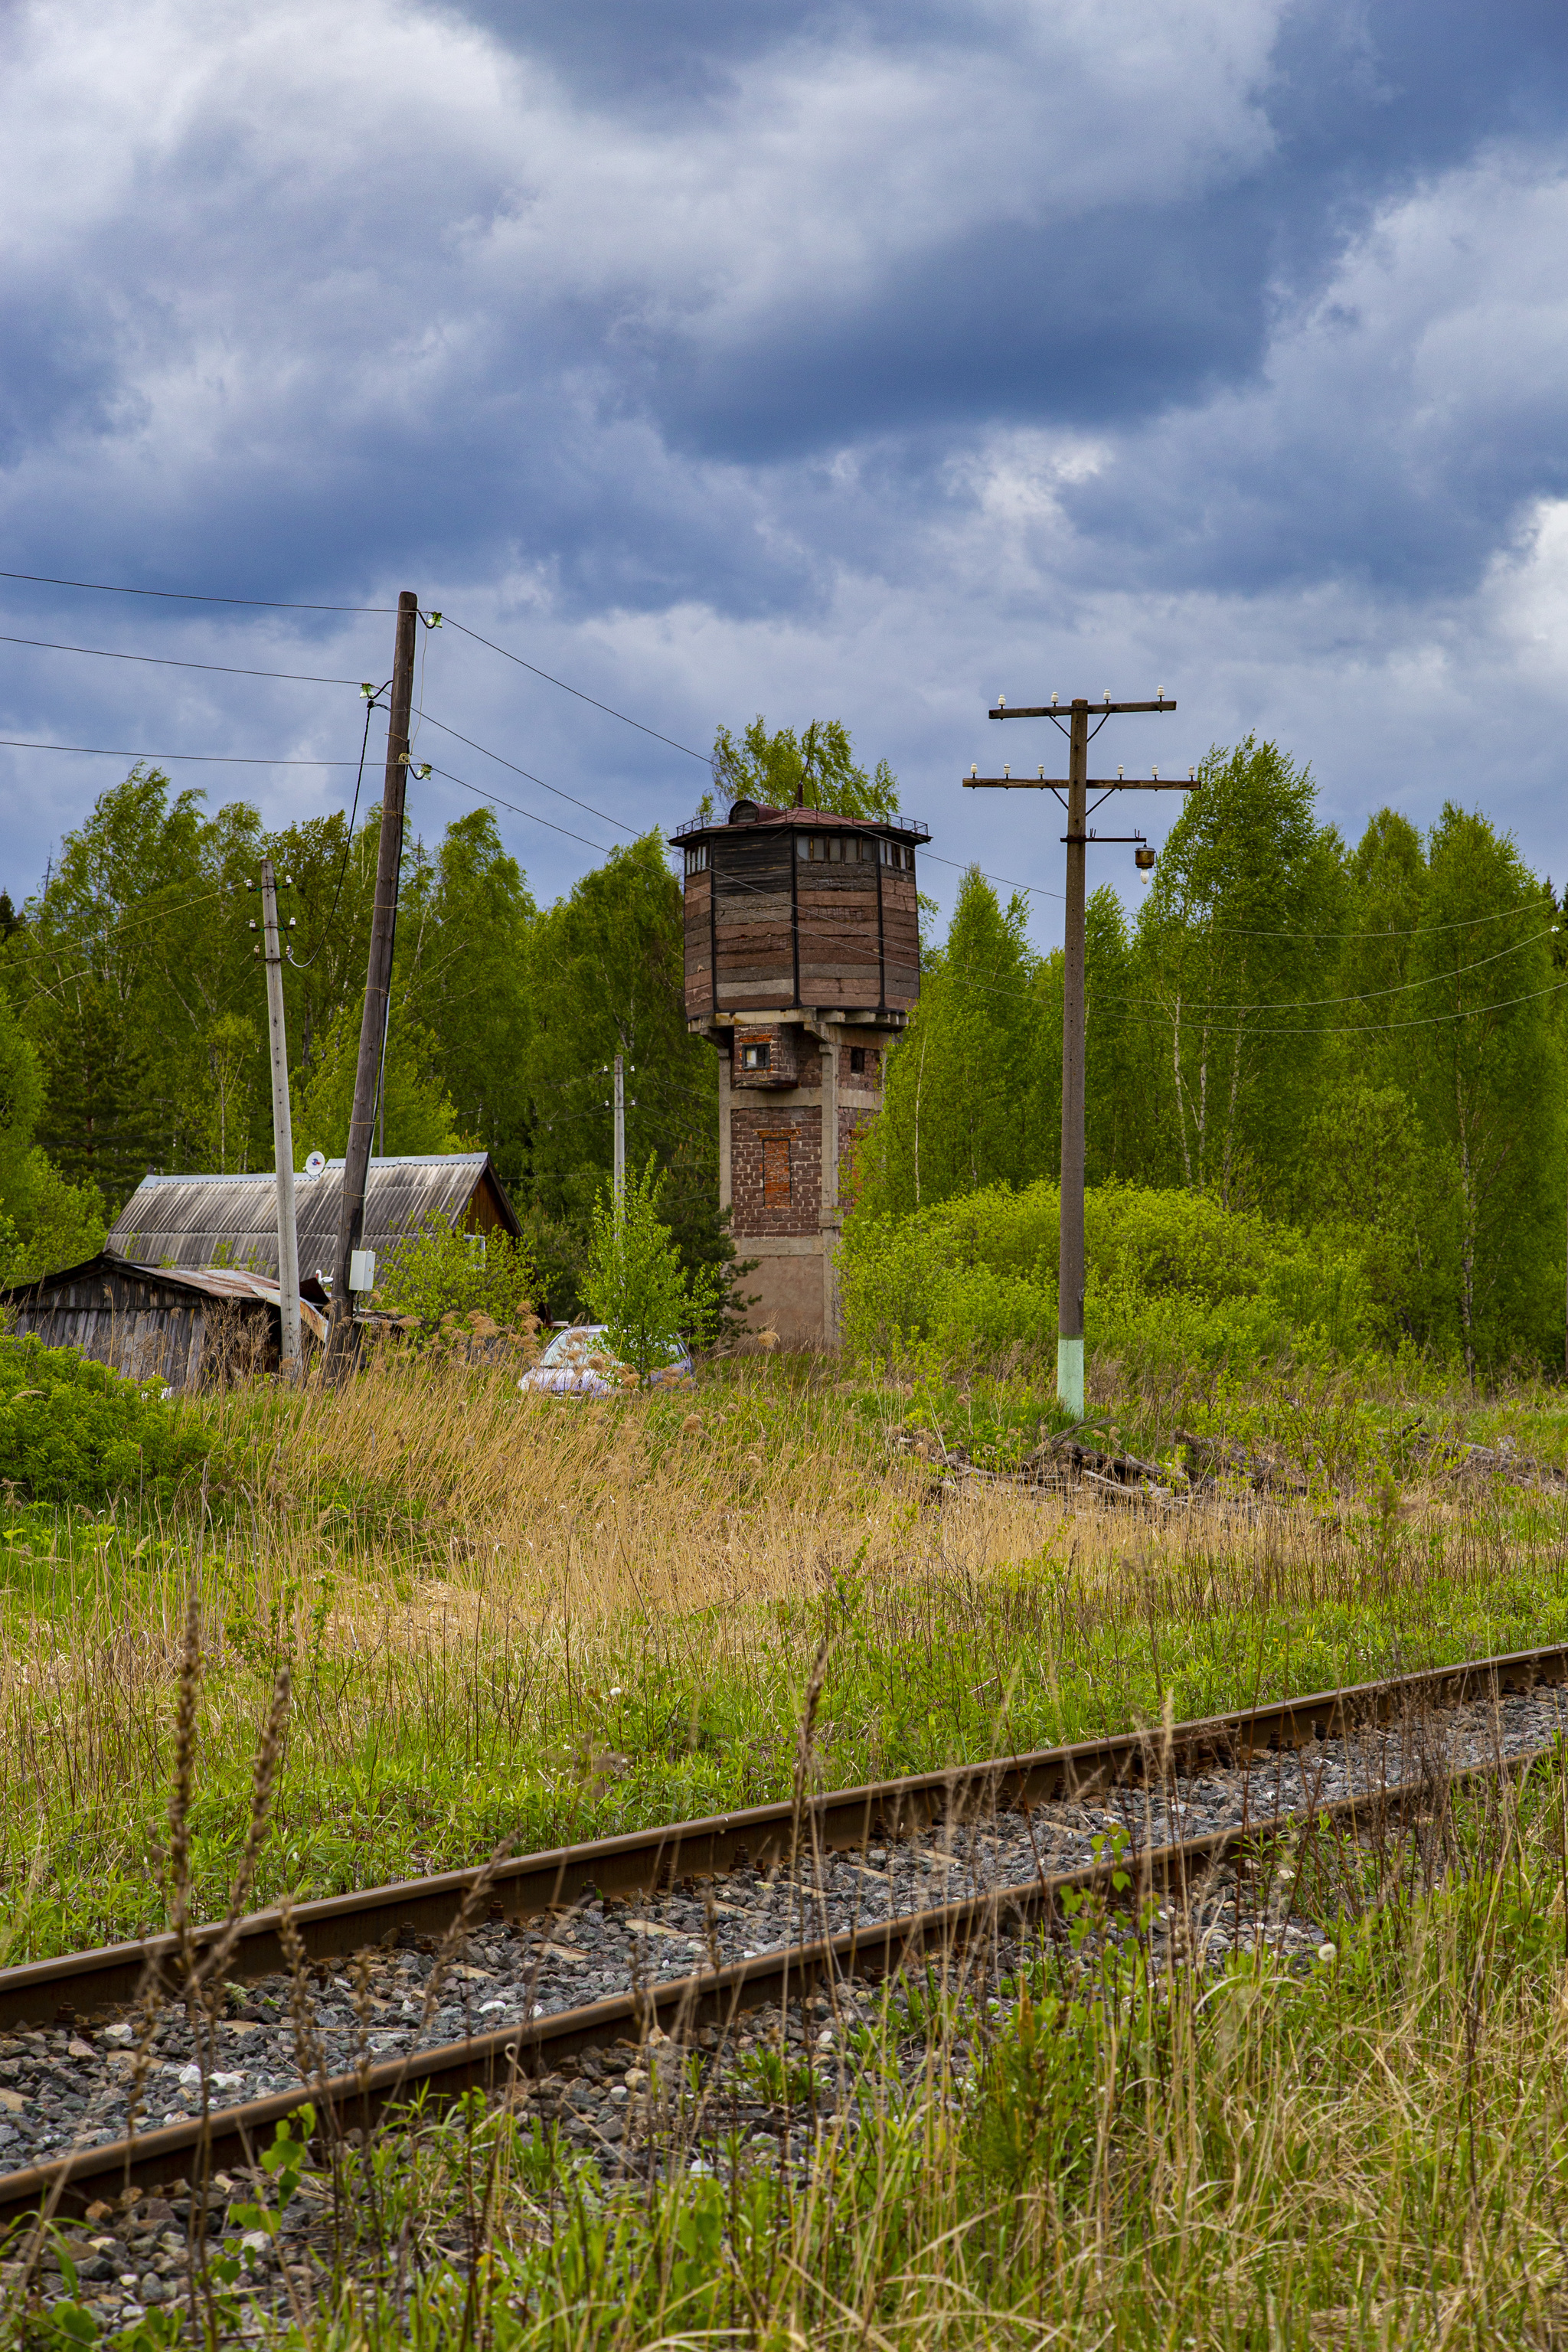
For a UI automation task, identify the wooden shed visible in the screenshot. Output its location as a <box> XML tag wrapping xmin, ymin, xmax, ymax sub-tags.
<box><xmin>106</xmin><ymin>1152</ymin><xmax>521</xmax><ymax>1284</ymax></box>
<box><xmin>0</xmin><ymin>1256</ymin><xmax>329</xmax><ymax>1390</ymax></box>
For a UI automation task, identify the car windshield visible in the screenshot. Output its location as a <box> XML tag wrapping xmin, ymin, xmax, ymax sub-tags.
<box><xmin>538</xmin><ymin>1326</ymin><xmax>686</xmax><ymax>1369</ymax></box>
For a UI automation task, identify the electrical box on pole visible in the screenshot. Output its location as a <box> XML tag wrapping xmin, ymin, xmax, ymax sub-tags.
<box><xmin>328</xmin><ymin>589</ymin><xmax>419</xmax><ymax>1365</ymax></box>
<box><xmin>259</xmin><ymin>855</ymin><xmax>302</xmax><ymax>1378</ymax></box>
<box><xmin>964</xmin><ymin>693</ymin><xmax>1192</xmax><ymax>1416</ymax></box>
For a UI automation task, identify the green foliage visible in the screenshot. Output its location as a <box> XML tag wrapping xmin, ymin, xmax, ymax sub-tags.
<box><xmin>524</xmin><ymin>835</ymin><xmax>729</xmax><ymax>1295</ymax></box>
<box><xmin>840</xmin><ymin>1178</ymin><xmax>1373</xmax><ymax>1371</ymax></box>
<box><xmin>295</xmin><ymin>1002</ymin><xmax>464</xmax><ymax>1160</ymax></box>
<box><xmin>582</xmin><ymin>1158</ymin><xmax>726</xmax><ymax>1374</ymax></box>
<box><xmin>0</xmin><ymin>1334</ymin><xmax>212</xmax><ymax>1504</ymax></box>
<box><xmin>706</xmin><ymin>714</ymin><xmax>900</xmax><ymax>818</ymax></box>
<box><xmin>0</xmin><ymin>990</ymin><xmax>104</xmax><ymax>1282</ymax></box>
<box><xmin>1128</xmin><ymin>735</ymin><xmax>1348</xmax><ymax>1205</ymax></box>
<box><xmin>390</xmin><ymin>810</ymin><xmax>535</xmax><ymax>1187</ymax></box>
<box><xmin>858</xmin><ymin>741</ymin><xmax>1568</xmax><ymax>1377</ymax></box>
<box><xmin>373</xmin><ymin>1214</ymin><xmax>537</xmax><ymax>1334</ymax></box>
<box><xmin>855</xmin><ymin>867</ymin><xmax>1048</xmax><ymax>1214</ymax></box>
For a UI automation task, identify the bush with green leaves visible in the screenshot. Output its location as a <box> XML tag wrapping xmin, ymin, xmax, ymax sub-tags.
<box><xmin>372</xmin><ymin>1214</ymin><xmax>537</xmax><ymax>1338</ymax></box>
<box><xmin>0</xmin><ymin>1334</ymin><xmax>214</xmax><ymax>1504</ymax></box>
<box><xmin>583</xmin><ymin>1158</ymin><xmax>727</xmax><ymax>1376</ymax></box>
<box><xmin>839</xmin><ymin>1177</ymin><xmax>1374</xmax><ymax>1375</ymax></box>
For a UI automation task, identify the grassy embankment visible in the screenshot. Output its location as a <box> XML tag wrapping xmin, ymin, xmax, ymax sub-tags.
<box><xmin>2</xmin><ymin>1348</ymin><xmax>1567</xmax><ymax>1963</ymax></box>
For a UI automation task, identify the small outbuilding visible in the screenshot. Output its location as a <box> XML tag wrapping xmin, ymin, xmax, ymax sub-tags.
<box><xmin>0</xmin><ymin>1256</ymin><xmax>328</xmax><ymax>1389</ymax></box>
<box><xmin>105</xmin><ymin>1151</ymin><xmax>521</xmax><ymax>1283</ymax></box>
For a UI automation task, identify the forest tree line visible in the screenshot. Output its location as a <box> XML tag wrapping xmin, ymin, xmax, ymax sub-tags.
<box><xmin>0</xmin><ymin>768</ymin><xmax>722</xmax><ymax>1315</ymax></box>
<box><xmin>0</xmin><ymin>731</ymin><xmax>1561</xmax><ymax>1375</ymax></box>
<box><xmin>857</xmin><ymin>739</ymin><xmax>1568</xmax><ymax>1377</ymax></box>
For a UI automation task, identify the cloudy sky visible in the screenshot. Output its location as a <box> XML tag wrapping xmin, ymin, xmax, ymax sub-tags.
<box><xmin>2</xmin><ymin>0</ymin><xmax>1566</xmax><ymax>941</ymax></box>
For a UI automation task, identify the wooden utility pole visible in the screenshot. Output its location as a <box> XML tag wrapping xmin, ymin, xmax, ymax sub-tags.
<box><xmin>259</xmin><ymin>856</ymin><xmax>302</xmax><ymax>1377</ymax></box>
<box><xmin>328</xmin><ymin>588</ymin><xmax>419</xmax><ymax>1361</ymax></box>
<box><xmin>964</xmin><ymin>693</ymin><xmax>1190</xmax><ymax>1415</ymax></box>
<box><xmin>612</xmin><ymin>1053</ymin><xmax>626</xmax><ymax>1220</ymax></box>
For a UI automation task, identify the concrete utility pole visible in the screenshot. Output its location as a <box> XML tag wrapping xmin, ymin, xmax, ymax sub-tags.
<box><xmin>965</xmin><ymin>692</ymin><xmax>1190</xmax><ymax>1416</ymax></box>
<box><xmin>259</xmin><ymin>856</ymin><xmax>302</xmax><ymax>1378</ymax></box>
<box><xmin>328</xmin><ymin>587</ymin><xmax>419</xmax><ymax>1363</ymax></box>
<box><xmin>612</xmin><ymin>1053</ymin><xmax>626</xmax><ymax>1221</ymax></box>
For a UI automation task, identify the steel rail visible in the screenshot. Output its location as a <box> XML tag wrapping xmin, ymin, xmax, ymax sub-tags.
<box><xmin>2</xmin><ymin>1640</ymin><xmax>1565</xmax><ymax>2043</ymax></box>
<box><xmin>0</xmin><ymin>1732</ymin><xmax>1551</xmax><ymax>2227</ymax></box>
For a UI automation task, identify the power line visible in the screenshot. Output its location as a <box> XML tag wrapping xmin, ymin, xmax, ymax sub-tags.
<box><xmin>0</xmin><ymin>632</ymin><xmax>364</xmax><ymax>685</ymax></box>
<box><xmin>0</xmin><ymin>737</ymin><xmax>358</xmax><ymax>766</ymax></box>
<box><xmin>1102</xmin><ymin>923</ymin><xmax>1557</xmax><ymax>1018</ymax></box>
<box><xmin>444</xmin><ymin>618</ymin><xmax>710</xmax><ymax>761</ymax></box>
<box><xmin>416</xmin><ymin>711</ymin><xmax>637</xmax><ymax>836</ymax></box>
<box><xmin>424</xmin><ymin>763</ymin><xmax>618</xmax><ymax>857</ymax></box>
<box><xmin>287</xmin><ymin>687</ymin><xmax>389</xmax><ymax>969</ymax></box>
<box><xmin>1098</xmin><ymin>972</ymin><xmax>1568</xmax><ymax>1040</ymax></box>
<box><xmin>0</xmin><ymin>569</ymin><xmax>391</xmax><ymax>613</ymax></box>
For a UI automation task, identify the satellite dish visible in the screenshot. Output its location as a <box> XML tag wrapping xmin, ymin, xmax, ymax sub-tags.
<box><xmin>304</xmin><ymin>1152</ymin><xmax>327</xmax><ymax>1178</ymax></box>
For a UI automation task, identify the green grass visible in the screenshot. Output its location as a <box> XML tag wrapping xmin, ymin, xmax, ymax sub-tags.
<box><xmin>2</xmin><ymin>1352</ymin><xmax>1568</xmax><ymax>1965</ymax></box>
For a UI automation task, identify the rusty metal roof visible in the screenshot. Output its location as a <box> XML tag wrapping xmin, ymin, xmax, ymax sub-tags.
<box><xmin>669</xmin><ymin>802</ymin><xmax>929</xmax><ymax>844</ymax></box>
<box><xmin>106</xmin><ymin>1152</ymin><xmax>518</xmax><ymax>1282</ymax></box>
<box><xmin>0</xmin><ymin>1253</ymin><xmax>329</xmax><ymax>1341</ymax></box>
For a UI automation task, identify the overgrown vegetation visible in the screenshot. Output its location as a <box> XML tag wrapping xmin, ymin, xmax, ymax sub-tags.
<box><xmin>370</xmin><ymin>1214</ymin><xmax>537</xmax><ymax>1341</ymax></box>
<box><xmin>260</xmin><ymin>1769</ymin><xmax>1568</xmax><ymax>2343</ymax></box>
<box><xmin>0</xmin><ymin>1348</ymin><xmax>1564</xmax><ymax>1966</ymax></box>
<box><xmin>853</xmin><ymin>738</ymin><xmax>1568</xmax><ymax>1377</ymax></box>
<box><xmin>842</xmin><ymin>1175</ymin><xmax>1373</xmax><ymax>1372</ymax></box>
<box><xmin>0</xmin><ymin>1334</ymin><xmax>211</xmax><ymax>1508</ymax></box>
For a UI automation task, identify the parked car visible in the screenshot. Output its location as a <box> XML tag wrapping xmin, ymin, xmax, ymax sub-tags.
<box><xmin>518</xmin><ymin>1324</ymin><xmax>696</xmax><ymax>1397</ymax></box>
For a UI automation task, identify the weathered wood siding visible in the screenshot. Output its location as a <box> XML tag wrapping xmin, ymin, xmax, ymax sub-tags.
<box><xmin>684</xmin><ymin>822</ymin><xmax>922</xmax><ymax>1019</ymax></box>
<box><xmin>5</xmin><ymin>1269</ymin><xmax>279</xmax><ymax>1389</ymax></box>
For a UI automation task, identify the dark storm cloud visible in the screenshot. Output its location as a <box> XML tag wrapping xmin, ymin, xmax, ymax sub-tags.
<box><xmin>2</xmin><ymin>0</ymin><xmax>1568</xmax><ymax>910</ymax></box>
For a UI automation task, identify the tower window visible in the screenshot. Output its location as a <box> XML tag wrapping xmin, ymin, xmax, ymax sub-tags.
<box><xmin>849</xmin><ymin>1047</ymin><xmax>865</xmax><ymax>1074</ymax></box>
<box><xmin>798</xmin><ymin>833</ymin><xmax>867</xmax><ymax>864</ymax></box>
<box><xmin>684</xmin><ymin>843</ymin><xmax>708</xmax><ymax>876</ymax></box>
<box><xmin>741</xmin><ymin>1040</ymin><xmax>771</xmax><ymax>1072</ymax></box>
<box><xmin>761</xmin><ymin>1134</ymin><xmax>792</xmax><ymax>1206</ymax></box>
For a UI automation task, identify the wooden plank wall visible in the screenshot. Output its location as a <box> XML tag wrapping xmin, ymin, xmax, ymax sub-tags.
<box><xmin>878</xmin><ymin>869</ymin><xmax>920</xmax><ymax>1011</ymax></box>
<box><xmin>714</xmin><ymin>834</ymin><xmax>795</xmax><ymax>1011</ymax></box>
<box><xmin>683</xmin><ymin>868</ymin><xmax>714</xmax><ymax>1018</ymax></box>
<box><xmin>686</xmin><ymin>829</ymin><xmax>923</xmax><ymax>1018</ymax></box>
<box><xmin>5</xmin><ymin>1269</ymin><xmax>281</xmax><ymax>1389</ymax></box>
<box><xmin>795</xmin><ymin>864</ymin><xmax>881</xmax><ymax>1006</ymax></box>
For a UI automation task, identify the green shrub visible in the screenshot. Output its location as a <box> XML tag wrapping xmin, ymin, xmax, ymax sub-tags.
<box><xmin>583</xmin><ymin>1158</ymin><xmax>727</xmax><ymax>1377</ymax></box>
<box><xmin>839</xmin><ymin>1177</ymin><xmax>1374</xmax><ymax>1374</ymax></box>
<box><xmin>372</xmin><ymin>1215</ymin><xmax>537</xmax><ymax>1338</ymax></box>
<box><xmin>0</xmin><ymin>1335</ymin><xmax>214</xmax><ymax>1505</ymax></box>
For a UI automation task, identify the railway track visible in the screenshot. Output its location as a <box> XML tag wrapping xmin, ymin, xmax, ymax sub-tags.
<box><xmin>3</xmin><ymin>1638</ymin><xmax>1567</xmax><ymax>2233</ymax></box>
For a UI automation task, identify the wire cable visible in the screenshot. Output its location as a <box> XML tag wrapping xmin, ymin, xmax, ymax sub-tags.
<box><xmin>424</xmin><ymin>764</ymin><xmax>618</xmax><ymax>857</ymax></box>
<box><xmin>1098</xmin><ymin>972</ymin><xmax>1568</xmax><ymax>1040</ymax></box>
<box><xmin>1099</xmin><ymin>923</ymin><xmax>1557</xmax><ymax>1018</ymax></box>
<box><xmin>0</xmin><ymin>632</ymin><xmax>364</xmax><ymax>685</ymax></box>
<box><xmin>0</xmin><ymin>737</ymin><xmax>359</xmax><ymax>766</ymax></box>
<box><xmin>415</xmin><ymin>711</ymin><xmax>637</xmax><ymax>835</ymax></box>
<box><xmin>0</xmin><ymin>569</ymin><xmax>392</xmax><ymax>612</ymax></box>
<box><xmin>443</xmin><ymin>618</ymin><xmax>709</xmax><ymax>761</ymax></box>
<box><xmin>286</xmin><ymin>688</ymin><xmax>388</xmax><ymax>969</ymax></box>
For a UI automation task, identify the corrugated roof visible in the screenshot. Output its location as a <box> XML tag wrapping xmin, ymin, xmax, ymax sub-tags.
<box><xmin>106</xmin><ymin>1153</ymin><xmax>517</xmax><ymax>1280</ymax></box>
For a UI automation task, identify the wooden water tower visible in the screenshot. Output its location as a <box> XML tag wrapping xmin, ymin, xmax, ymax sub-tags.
<box><xmin>671</xmin><ymin>796</ymin><xmax>926</xmax><ymax>1347</ymax></box>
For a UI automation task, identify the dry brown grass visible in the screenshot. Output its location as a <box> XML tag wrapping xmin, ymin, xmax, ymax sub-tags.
<box><xmin>2</xmin><ymin>1349</ymin><xmax>1567</xmax><ymax>1964</ymax></box>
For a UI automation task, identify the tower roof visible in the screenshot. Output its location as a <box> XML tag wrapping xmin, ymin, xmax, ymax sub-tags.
<box><xmin>669</xmin><ymin>800</ymin><xmax>929</xmax><ymax>848</ymax></box>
